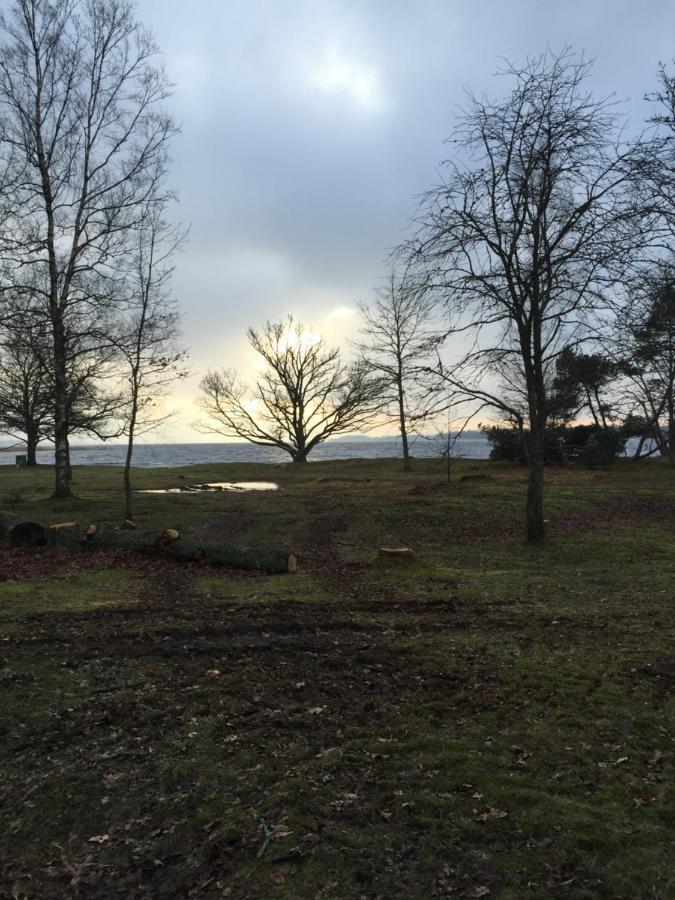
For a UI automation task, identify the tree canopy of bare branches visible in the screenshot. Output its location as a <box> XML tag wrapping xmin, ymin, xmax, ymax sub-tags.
<box><xmin>643</xmin><ymin>60</ymin><xmax>675</xmax><ymax>240</ymax></box>
<box><xmin>0</xmin><ymin>322</ymin><xmax>52</xmax><ymax>463</ymax></box>
<box><xmin>199</xmin><ymin>317</ymin><xmax>382</xmax><ymax>463</ymax></box>
<box><xmin>403</xmin><ymin>48</ymin><xmax>648</xmax><ymax>542</ymax></box>
<box><xmin>115</xmin><ymin>204</ymin><xmax>188</xmax><ymax>520</ymax></box>
<box><xmin>354</xmin><ymin>271</ymin><xmax>443</xmax><ymax>470</ymax></box>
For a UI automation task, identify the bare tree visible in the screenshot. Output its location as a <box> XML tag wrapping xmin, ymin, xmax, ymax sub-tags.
<box><xmin>423</xmin><ymin>412</ymin><xmax>471</xmax><ymax>484</ymax></box>
<box><xmin>354</xmin><ymin>271</ymin><xmax>443</xmax><ymax>471</ymax></box>
<box><xmin>199</xmin><ymin>317</ymin><xmax>382</xmax><ymax>463</ymax></box>
<box><xmin>403</xmin><ymin>49</ymin><xmax>646</xmax><ymax>542</ymax></box>
<box><xmin>0</xmin><ymin>321</ymin><xmax>51</xmax><ymax>464</ymax></box>
<box><xmin>0</xmin><ymin>0</ymin><xmax>177</xmax><ymax>497</ymax></box>
<box><xmin>116</xmin><ymin>206</ymin><xmax>188</xmax><ymax>521</ymax></box>
<box><xmin>0</xmin><ymin>292</ymin><xmax>121</xmax><ymax>468</ymax></box>
<box><xmin>616</xmin><ymin>263</ymin><xmax>675</xmax><ymax>464</ymax></box>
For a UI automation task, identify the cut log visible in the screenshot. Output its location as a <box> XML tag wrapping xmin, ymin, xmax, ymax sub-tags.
<box><xmin>161</xmin><ymin>538</ymin><xmax>297</xmax><ymax>573</ymax></box>
<box><xmin>9</xmin><ymin>522</ymin><xmax>47</xmax><ymax>548</ymax></box>
<box><xmin>47</xmin><ymin>523</ymin><xmax>296</xmax><ymax>574</ymax></box>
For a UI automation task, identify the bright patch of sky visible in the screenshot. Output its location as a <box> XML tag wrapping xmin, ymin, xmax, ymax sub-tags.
<box><xmin>311</xmin><ymin>50</ymin><xmax>385</xmax><ymax>110</ymax></box>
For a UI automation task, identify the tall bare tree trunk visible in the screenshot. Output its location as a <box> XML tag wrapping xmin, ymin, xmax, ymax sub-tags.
<box><xmin>124</xmin><ymin>433</ymin><xmax>134</xmax><ymax>521</ymax></box>
<box><xmin>65</xmin><ymin>434</ymin><xmax>73</xmax><ymax>481</ymax></box>
<box><xmin>526</xmin><ymin>319</ymin><xmax>546</xmax><ymax>543</ymax></box>
<box><xmin>397</xmin><ymin>377</ymin><xmax>411</xmax><ymax>472</ymax></box>
<box><xmin>667</xmin><ymin>371</ymin><xmax>674</xmax><ymax>467</ymax></box>
<box><xmin>26</xmin><ymin>430</ymin><xmax>38</xmax><ymax>466</ymax></box>
<box><xmin>53</xmin><ymin>338</ymin><xmax>71</xmax><ymax>497</ymax></box>
<box><xmin>526</xmin><ymin>427</ymin><xmax>545</xmax><ymax>543</ymax></box>
<box><xmin>31</xmin><ymin>22</ymin><xmax>71</xmax><ymax>498</ymax></box>
<box><xmin>633</xmin><ymin>434</ymin><xmax>647</xmax><ymax>460</ymax></box>
<box><xmin>124</xmin><ymin>397</ymin><xmax>138</xmax><ymax>521</ymax></box>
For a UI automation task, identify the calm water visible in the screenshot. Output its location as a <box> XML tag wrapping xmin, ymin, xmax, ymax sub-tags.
<box><xmin>0</xmin><ymin>432</ymin><xmax>649</xmax><ymax>468</ymax></box>
<box><xmin>0</xmin><ymin>434</ymin><xmax>490</xmax><ymax>467</ymax></box>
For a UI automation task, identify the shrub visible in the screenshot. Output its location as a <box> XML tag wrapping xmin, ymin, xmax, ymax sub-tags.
<box><xmin>483</xmin><ymin>423</ymin><xmax>626</xmax><ymax>467</ymax></box>
<box><xmin>483</xmin><ymin>425</ymin><xmax>528</xmax><ymax>462</ymax></box>
<box><xmin>580</xmin><ymin>429</ymin><xmax>627</xmax><ymax>468</ymax></box>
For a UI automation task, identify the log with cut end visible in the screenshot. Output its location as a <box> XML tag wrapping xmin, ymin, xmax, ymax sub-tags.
<box><xmin>9</xmin><ymin>521</ymin><xmax>47</xmax><ymax>548</ymax></box>
<box><xmin>46</xmin><ymin>523</ymin><xmax>297</xmax><ymax>573</ymax></box>
<box><xmin>161</xmin><ymin>538</ymin><xmax>297</xmax><ymax>573</ymax></box>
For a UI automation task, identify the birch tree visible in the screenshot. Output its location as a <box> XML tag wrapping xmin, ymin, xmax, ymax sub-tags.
<box><xmin>0</xmin><ymin>0</ymin><xmax>177</xmax><ymax>497</ymax></box>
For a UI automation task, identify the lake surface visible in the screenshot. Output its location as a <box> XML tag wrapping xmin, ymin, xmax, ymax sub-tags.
<box><xmin>0</xmin><ymin>434</ymin><xmax>490</xmax><ymax>467</ymax></box>
<box><xmin>0</xmin><ymin>433</ymin><xmax>650</xmax><ymax>468</ymax></box>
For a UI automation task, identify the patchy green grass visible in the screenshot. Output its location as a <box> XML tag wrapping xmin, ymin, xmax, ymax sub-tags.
<box><xmin>0</xmin><ymin>571</ymin><xmax>140</xmax><ymax>618</ymax></box>
<box><xmin>0</xmin><ymin>457</ymin><xmax>673</xmax><ymax>898</ymax></box>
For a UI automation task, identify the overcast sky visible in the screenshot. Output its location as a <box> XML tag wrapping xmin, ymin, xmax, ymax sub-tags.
<box><xmin>134</xmin><ymin>0</ymin><xmax>675</xmax><ymax>441</ymax></box>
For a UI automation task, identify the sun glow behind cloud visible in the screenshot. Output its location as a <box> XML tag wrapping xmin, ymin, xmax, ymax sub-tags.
<box><xmin>326</xmin><ymin>305</ymin><xmax>358</xmax><ymax>323</ymax></box>
<box><xmin>311</xmin><ymin>51</ymin><xmax>384</xmax><ymax>110</ymax></box>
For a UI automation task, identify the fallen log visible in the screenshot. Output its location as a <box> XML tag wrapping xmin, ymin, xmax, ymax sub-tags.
<box><xmin>45</xmin><ymin>523</ymin><xmax>297</xmax><ymax>574</ymax></box>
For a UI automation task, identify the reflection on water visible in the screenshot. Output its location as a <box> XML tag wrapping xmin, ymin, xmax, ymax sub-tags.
<box><xmin>138</xmin><ymin>481</ymin><xmax>279</xmax><ymax>494</ymax></box>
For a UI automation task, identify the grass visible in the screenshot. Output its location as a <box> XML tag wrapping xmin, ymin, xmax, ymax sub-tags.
<box><xmin>0</xmin><ymin>456</ymin><xmax>673</xmax><ymax>898</ymax></box>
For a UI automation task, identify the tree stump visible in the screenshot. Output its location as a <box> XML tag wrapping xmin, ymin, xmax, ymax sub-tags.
<box><xmin>376</xmin><ymin>547</ymin><xmax>417</xmax><ymax>564</ymax></box>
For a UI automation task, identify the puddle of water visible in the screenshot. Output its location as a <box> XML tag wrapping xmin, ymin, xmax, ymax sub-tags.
<box><xmin>138</xmin><ymin>481</ymin><xmax>279</xmax><ymax>494</ymax></box>
<box><xmin>199</xmin><ymin>482</ymin><xmax>278</xmax><ymax>492</ymax></box>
